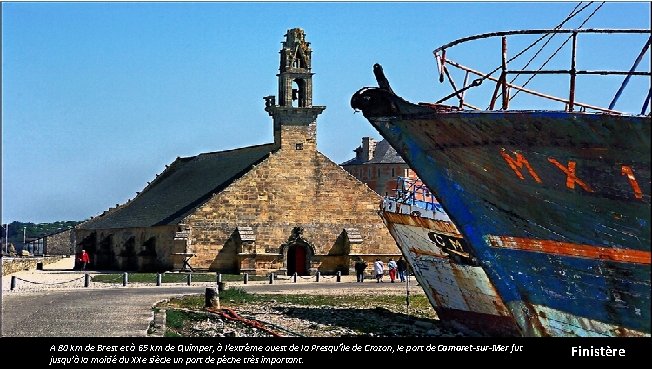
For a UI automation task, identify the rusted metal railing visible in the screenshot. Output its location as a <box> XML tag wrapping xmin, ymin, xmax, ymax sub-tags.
<box><xmin>433</xmin><ymin>29</ymin><xmax>651</xmax><ymax>114</ymax></box>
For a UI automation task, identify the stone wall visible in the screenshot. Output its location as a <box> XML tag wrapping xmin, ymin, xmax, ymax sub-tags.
<box><xmin>2</xmin><ymin>256</ymin><xmax>65</xmax><ymax>276</ymax></box>
<box><xmin>45</xmin><ymin>228</ymin><xmax>74</xmax><ymax>255</ymax></box>
<box><xmin>184</xmin><ymin>126</ymin><xmax>400</xmax><ymax>274</ymax></box>
<box><xmin>75</xmin><ymin>225</ymin><xmax>181</xmax><ymax>271</ymax></box>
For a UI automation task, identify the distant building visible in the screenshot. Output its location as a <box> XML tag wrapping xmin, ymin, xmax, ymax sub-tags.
<box><xmin>75</xmin><ymin>28</ymin><xmax>399</xmax><ymax>274</ymax></box>
<box><xmin>341</xmin><ymin>137</ymin><xmax>419</xmax><ymax>196</ymax></box>
<box><xmin>341</xmin><ymin>137</ymin><xmax>439</xmax><ymax>206</ymax></box>
<box><xmin>24</xmin><ymin>227</ymin><xmax>75</xmax><ymax>256</ymax></box>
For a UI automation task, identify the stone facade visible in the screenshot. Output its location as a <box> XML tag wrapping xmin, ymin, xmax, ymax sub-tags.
<box><xmin>183</xmin><ymin>29</ymin><xmax>398</xmax><ymax>275</ymax></box>
<box><xmin>183</xmin><ymin>125</ymin><xmax>398</xmax><ymax>275</ymax></box>
<box><xmin>74</xmin><ymin>28</ymin><xmax>400</xmax><ymax>274</ymax></box>
<box><xmin>75</xmin><ymin>225</ymin><xmax>181</xmax><ymax>271</ymax></box>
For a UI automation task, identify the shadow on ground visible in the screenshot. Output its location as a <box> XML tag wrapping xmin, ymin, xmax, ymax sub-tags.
<box><xmin>272</xmin><ymin>306</ymin><xmax>477</xmax><ymax>337</ymax></box>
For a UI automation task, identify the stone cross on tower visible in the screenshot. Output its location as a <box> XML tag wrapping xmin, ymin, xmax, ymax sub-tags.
<box><xmin>265</xmin><ymin>28</ymin><xmax>325</xmax><ymax>150</ymax></box>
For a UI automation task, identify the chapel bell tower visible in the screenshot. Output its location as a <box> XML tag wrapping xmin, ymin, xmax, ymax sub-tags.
<box><xmin>264</xmin><ymin>28</ymin><xmax>325</xmax><ymax>150</ymax></box>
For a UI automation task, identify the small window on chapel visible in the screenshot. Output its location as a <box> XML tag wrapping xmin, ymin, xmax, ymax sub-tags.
<box><xmin>295</xmin><ymin>143</ymin><xmax>303</xmax><ymax>150</ymax></box>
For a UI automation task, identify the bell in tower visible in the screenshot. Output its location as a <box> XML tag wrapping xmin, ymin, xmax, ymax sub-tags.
<box><xmin>264</xmin><ymin>28</ymin><xmax>325</xmax><ymax>149</ymax></box>
<box><xmin>278</xmin><ymin>28</ymin><xmax>313</xmax><ymax>108</ymax></box>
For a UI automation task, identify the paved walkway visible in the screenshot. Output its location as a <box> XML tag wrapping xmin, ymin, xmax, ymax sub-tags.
<box><xmin>2</xmin><ymin>286</ymin><xmax>208</xmax><ymax>336</ymax></box>
<box><xmin>1</xmin><ymin>259</ymin><xmax>424</xmax><ymax>336</ymax></box>
<box><xmin>2</xmin><ymin>257</ymin><xmax>414</xmax><ymax>293</ymax></box>
<box><xmin>2</xmin><ymin>257</ymin><xmax>88</xmax><ymax>292</ymax></box>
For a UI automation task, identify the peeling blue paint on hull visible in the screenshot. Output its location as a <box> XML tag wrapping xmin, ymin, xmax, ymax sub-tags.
<box><xmin>353</xmin><ymin>87</ymin><xmax>651</xmax><ymax>337</ymax></box>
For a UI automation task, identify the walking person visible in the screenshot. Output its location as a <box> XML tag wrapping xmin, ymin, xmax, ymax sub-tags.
<box><xmin>354</xmin><ymin>258</ymin><xmax>367</xmax><ymax>283</ymax></box>
<box><xmin>373</xmin><ymin>258</ymin><xmax>384</xmax><ymax>283</ymax></box>
<box><xmin>79</xmin><ymin>249</ymin><xmax>90</xmax><ymax>270</ymax></box>
<box><xmin>397</xmin><ymin>256</ymin><xmax>408</xmax><ymax>282</ymax></box>
<box><xmin>387</xmin><ymin>258</ymin><xmax>397</xmax><ymax>283</ymax></box>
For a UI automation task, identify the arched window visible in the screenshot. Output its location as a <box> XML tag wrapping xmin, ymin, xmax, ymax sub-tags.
<box><xmin>292</xmin><ymin>78</ymin><xmax>307</xmax><ymax>107</ymax></box>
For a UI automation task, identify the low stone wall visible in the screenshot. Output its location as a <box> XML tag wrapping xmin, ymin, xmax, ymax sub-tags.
<box><xmin>45</xmin><ymin>229</ymin><xmax>74</xmax><ymax>255</ymax></box>
<box><xmin>1</xmin><ymin>256</ymin><xmax>65</xmax><ymax>276</ymax></box>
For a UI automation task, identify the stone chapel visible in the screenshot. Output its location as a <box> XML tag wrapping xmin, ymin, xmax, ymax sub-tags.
<box><xmin>75</xmin><ymin>28</ymin><xmax>400</xmax><ymax>275</ymax></box>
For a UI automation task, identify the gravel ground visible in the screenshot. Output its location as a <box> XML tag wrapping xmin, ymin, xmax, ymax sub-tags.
<box><xmin>157</xmin><ymin>286</ymin><xmax>479</xmax><ymax>338</ymax></box>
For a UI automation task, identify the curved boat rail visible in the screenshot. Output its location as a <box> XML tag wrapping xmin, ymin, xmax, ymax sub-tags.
<box><xmin>389</xmin><ymin>176</ymin><xmax>440</xmax><ymax>210</ymax></box>
<box><xmin>382</xmin><ymin>176</ymin><xmax>451</xmax><ymax>222</ymax></box>
<box><xmin>433</xmin><ymin>29</ymin><xmax>651</xmax><ymax>114</ymax></box>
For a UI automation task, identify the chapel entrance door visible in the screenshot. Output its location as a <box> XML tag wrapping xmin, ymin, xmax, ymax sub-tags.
<box><xmin>287</xmin><ymin>243</ymin><xmax>308</xmax><ymax>276</ymax></box>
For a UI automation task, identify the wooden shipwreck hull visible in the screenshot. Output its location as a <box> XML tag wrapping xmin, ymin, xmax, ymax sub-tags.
<box><xmin>380</xmin><ymin>198</ymin><xmax>522</xmax><ymax>336</ymax></box>
<box><xmin>351</xmin><ymin>27</ymin><xmax>651</xmax><ymax>336</ymax></box>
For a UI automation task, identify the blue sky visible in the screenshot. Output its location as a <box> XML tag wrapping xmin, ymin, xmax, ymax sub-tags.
<box><xmin>2</xmin><ymin>1</ymin><xmax>650</xmax><ymax>223</ymax></box>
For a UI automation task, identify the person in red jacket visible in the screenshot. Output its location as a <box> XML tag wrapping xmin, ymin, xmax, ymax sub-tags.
<box><xmin>79</xmin><ymin>249</ymin><xmax>90</xmax><ymax>270</ymax></box>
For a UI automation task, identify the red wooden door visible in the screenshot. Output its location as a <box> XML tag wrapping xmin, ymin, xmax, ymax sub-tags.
<box><xmin>294</xmin><ymin>245</ymin><xmax>306</xmax><ymax>275</ymax></box>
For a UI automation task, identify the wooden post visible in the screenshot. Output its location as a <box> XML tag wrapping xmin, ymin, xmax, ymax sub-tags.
<box><xmin>205</xmin><ymin>288</ymin><xmax>220</xmax><ymax>308</ymax></box>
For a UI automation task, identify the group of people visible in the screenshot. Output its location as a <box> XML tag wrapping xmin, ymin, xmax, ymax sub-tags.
<box><xmin>354</xmin><ymin>256</ymin><xmax>408</xmax><ymax>283</ymax></box>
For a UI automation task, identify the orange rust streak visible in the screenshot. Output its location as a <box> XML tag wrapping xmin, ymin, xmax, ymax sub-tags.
<box><xmin>408</xmin><ymin>247</ymin><xmax>449</xmax><ymax>259</ymax></box>
<box><xmin>621</xmin><ymin>165</ymin><xmax>643</xmax><ymax>200</ymax></box>
<box><xmin>547</xmin><ymin>158</ymin><xmax>594</xmax><ymax>192</ymax></box>
<box><xmin>487</xmin><ymin>236</ymin><xmax>651</xmax><ymax>265</ymax></box>
<box><xmin>500</xmin><ymin>149</ymin><xmax>542</xmax><ymax>183</ymax></box>
<box><xmin>383</xmin><ymin>211</ymin><xmax>460</xmax><ymax>235</ymax></box>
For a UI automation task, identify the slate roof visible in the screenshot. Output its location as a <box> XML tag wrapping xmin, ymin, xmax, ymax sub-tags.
<box><xmin>340</xmin><ymin>139</ymin><xmax>406</xmax><ymax>166</ymax></box>
<box><xmin>79</xmin><ymin>143</ymin><xmax>276</xmax><ymax>230</ymax></box>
